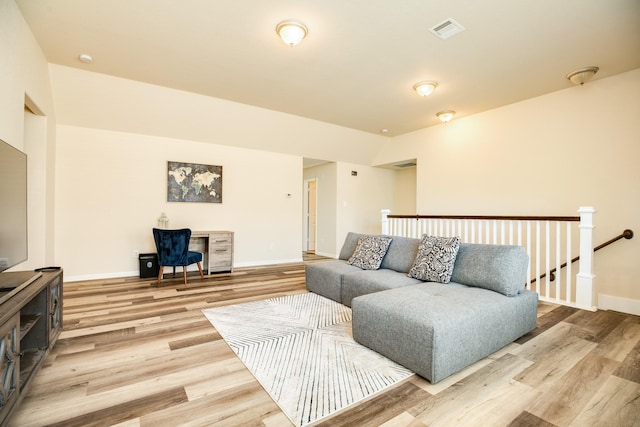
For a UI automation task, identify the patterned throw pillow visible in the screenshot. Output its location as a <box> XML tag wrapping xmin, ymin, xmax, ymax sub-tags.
<box><xmin>347</xmin><ymin>236</ymin><xmax>393</xmax><ymax>270</ymax></box>
<box><xmin>408</xmin><ymin>235</ymin><xmax>461</xmax><ymax>283</ymax></box>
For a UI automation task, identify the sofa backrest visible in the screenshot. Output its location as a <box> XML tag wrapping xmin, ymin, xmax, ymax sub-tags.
<box><xmin>450</xmin><ymin>243</ymin><xmax>529</xmax><ymax>296</ymax></box>
<box><xmin>338</xmin><ymin>232</ymin><xmax>365</xmax><ymax>260</ymax></box>
<box><xmin>338</xmin><ymin>232</ymin><xmax>420</xmax><ymax>273</ymax></box>
<box><xmin>380</xmin><ymin>235</ymin><xmax>421</xmax><ymax>272</ymax></box>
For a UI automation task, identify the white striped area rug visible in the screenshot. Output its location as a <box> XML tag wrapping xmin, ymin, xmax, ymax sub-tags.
<box><xmin>202</xmin><ymin>292</ymin><xmax>414</xmax><ymax>426</ymax></box>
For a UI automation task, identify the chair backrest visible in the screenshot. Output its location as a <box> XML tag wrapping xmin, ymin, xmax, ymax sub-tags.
<box><xmin>152</xmin><ymin>228</ymin><xmax>192</xmax><ymax>266</ymax></box>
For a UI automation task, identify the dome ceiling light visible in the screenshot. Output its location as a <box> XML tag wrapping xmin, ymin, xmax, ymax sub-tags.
<box><xmin>566</xmin><ymin>66</ymin><xmax>599</xmax><ymax>85</ymax></box>
<box><xmin>436</xmin><ymin>110</ymin><xmax>456</xmax><ymax>123</ymax></box>
<box><xmin>78</xmin><ymin>53</ymin><xmax>93</xmax><ymax>64</ymax></box>
<box><xmin>413</xmin><ymin>81</ymin><xmax>438</xmax><ymax>97</ymax></box>
<box><xmin>276</xmin><ymin>20</ymin><xmax>308</xmax><ymax>46</ymax></box>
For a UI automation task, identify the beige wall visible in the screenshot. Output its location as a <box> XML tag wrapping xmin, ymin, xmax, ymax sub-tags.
<box><xmin>56</xmin><ymin>125</ymin><xmax>303</xmax><ymax>279</ymax></box>
<box><xmin>335</xmin><ymin>162</ymin><xmax>396</xmax><ymax>248</ymax></box>
<box><xmin>375</xmin><ymin>69</ymin><xmax>640</xmax><ymax>311</ymax></box>
<box><xmin>49</xmin><ymin>65</ymin><xmax>387</xmax><ymax>164</ymax></box>
<box><xmin>393</xmin><ymin>167</ymin><xmax>417</xmax><ymax>214</ymax></box>
<box><xmin>0</xmin><ymin>0</ymin><xmax>56</xmax><ymax>271</ymax></box>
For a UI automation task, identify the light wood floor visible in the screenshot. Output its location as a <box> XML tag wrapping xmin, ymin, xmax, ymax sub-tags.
<box><xmin>10</xmin><ymin>255</ymin><xmax>640</xmax><ymax>427</ymax></box>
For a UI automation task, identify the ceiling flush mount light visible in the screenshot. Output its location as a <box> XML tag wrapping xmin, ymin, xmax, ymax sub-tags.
<box><xmin>566</xmin><ymin>66</ymin><xmax>599</xmax><ymax>85</ymax></box>
<box><xmin>78</xmin><ymin>53</ymin><xmax>93</xmax><ymax>64</ymax></box>
<box><xmin>413</xmin><ymin>81</ymin><xmax>438</xmax><ymax>97</ymax></box>
<box><xmin>436</xmin><ymin>110</ymin><xmax>456</xmax><ymax>123</ymax></box>
<box><xmin>276</xmin><ymin>20</ymin><xmax>308</xmax><ymax>46</ymax></box>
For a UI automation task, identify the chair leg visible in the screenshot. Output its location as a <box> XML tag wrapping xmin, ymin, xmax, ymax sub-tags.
<box><xmin>173</xmin><ymin>266</ymin><xmax>176</xmax><ymax>278</ymax></box>
<box><xmin>157</xmin><ymin>266</ymin><xmax>164</xmax><ymax>284</ymax></box>
<box><xmin>197</xmin><ymin>262</ymin><xmax>204</xmax><ymax>278</ymax></box>
<box><xmin>183</xmin><ymin>266</ymin><xmax>188</xmax><ymax>284</ymax></box>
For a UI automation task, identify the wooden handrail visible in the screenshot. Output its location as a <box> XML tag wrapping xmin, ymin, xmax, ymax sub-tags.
<box><xmin>388</xmin><ymin>214</ymin><xmax>581</xmax><ymax>222</ymax></box>
<box><xmin>531</xmin><ymin>229</ymin><xmax>634</xmax><ymax>284</ymax></box>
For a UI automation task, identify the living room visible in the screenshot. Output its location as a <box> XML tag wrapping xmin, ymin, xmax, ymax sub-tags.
<box><xmin>4</xmin><ymin>0</ymin><xmax>638</xmax><ymax>312</ymax></box>
<box><xmin>1</xmin><ymin>0</ymin><xmax>640</xmax><ymax>425</ymax></box>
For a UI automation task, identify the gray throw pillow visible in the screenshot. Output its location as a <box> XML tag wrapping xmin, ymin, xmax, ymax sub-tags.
<box><xmin>347</xmin><ymin>236</ymin><xmax>393</xmax><ymax>270</ymax></box>
<box><xmin>408</xmin><ymin>235</ymin><xmax>461</xmax><ymax>283</ymax></box>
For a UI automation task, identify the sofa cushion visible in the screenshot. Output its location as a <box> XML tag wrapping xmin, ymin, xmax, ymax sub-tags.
<box><xmin>379</xmin><ymin>235</ymin><xmax>421</xmax><ymax>273</ymax></box>
<box><xmin>340</xmin><ymin>268</ymin><xmax>423</xmax><ymax>307</ymax></box>
<box><xmin>408</xmin><ymin>235</ymin><xmax>460</xmax><ymax>283</ymax></box>
<box><xmin>338</xmin><ymin>232</ymin><xmax>366</xmax><ymax>260</ymax></box>
<box><xmin>450</xmin><ymin>243</ymin><xmax>528</xmax><ymax>296</ymax></box>
<box><xmin>347</xmin><ymin>235</ymin><xmax>392</xmax><ymax>270</ymax></box>
<box><xmin>305</xmin><ymin>260</ymin><xmax>363</xmax><ymax>303</ymax></box>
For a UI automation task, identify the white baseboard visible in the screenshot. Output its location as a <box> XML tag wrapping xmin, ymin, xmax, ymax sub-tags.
<box><xmin>315</xmin><ymin>251</ymin><xmax>337</xmax><ymax>258</ymax></box>
<box><xmin>233</xmin><ymin>258</ymin><xmax>303</xmax><ymax>268</ymax></box>
<box><xmin>66</xmin><ymin>270</ymin><xmax>139</xmax><ymax>282</ymax></box>
<box><xmin>598</xmin><ymin>294</ymin><xmax>640</xmax><ymax>316</ymax></box>
<box><xmin>65</xmin><ymin>258</ymin><xmax>305</xmax><ymax>282</ymax></box>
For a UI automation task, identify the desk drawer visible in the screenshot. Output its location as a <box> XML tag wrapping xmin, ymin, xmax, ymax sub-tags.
<box><xmin>209</xmin><ymin>233</ymin><xmax>232</xmax><ymax>247</ymax></box>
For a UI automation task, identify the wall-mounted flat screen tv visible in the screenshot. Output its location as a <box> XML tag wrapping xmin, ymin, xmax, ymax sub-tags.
<box><xmin>0</xmin><ymin>139</ymin><xmax>28</xmax><ymax>273</ymax></box>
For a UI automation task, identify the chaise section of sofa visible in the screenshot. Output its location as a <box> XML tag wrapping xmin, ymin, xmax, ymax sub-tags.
<box><xmin>352</xmin><ymin>283</ymin><xmax>538</xmax><ymax>383</ymax></box>
<box><xmin>351</xmin><ymin>241</ymin><xmax>537</xmax><ymax>383</ymax></box>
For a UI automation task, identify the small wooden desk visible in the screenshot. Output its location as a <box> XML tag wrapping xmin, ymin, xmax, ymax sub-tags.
<box><xmin>189</xmin><ymin>231</ymin><xmax>234</xmax><ymax>274</ymax></box>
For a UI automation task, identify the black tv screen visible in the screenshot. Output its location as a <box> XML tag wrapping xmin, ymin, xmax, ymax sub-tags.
<box><xmin>0</xmin><ymin>140</ymin><xmax>27</xmax><ymax>272</ymax></box>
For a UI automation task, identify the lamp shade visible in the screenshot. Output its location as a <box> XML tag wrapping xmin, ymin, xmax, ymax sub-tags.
<box><xmin>413</xmin><ymin>81</ymin><xmax>438</xmax><ymax>96</ymax></box>
<box><xmin>276</xmin><ymin>20</ymin><xmax>308</xmax><ymax>46</ymax></box>
<box><xmin>436</xmin><ymin>110</ymin><xmax>455</xmax><ymax>123</ymax></box>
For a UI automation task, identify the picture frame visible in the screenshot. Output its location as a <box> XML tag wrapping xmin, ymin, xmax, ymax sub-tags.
<box><xmin>167</xmin><ymin>161</ymin><xmax>222</xmax><ymax>203</ymax></box>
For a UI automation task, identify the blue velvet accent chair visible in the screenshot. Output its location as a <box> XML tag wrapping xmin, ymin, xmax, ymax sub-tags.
<box><xmin>152</xmin><ymin>228</ymin><xmax>204</xmax><ymax>284</ymax></box>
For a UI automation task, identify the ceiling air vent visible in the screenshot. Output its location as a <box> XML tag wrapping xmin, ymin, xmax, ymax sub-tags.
<box><xmin>430</xmin><ymin>18</ymin><xmax>465</xmax><ymax>40</ymax></box>
<box><xmin>394</xmin><ymin>162</ymin><xmax>416</xmax><ymax>168</ymax></box>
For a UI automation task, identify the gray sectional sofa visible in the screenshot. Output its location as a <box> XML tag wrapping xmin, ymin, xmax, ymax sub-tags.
<box><xmin>305</xmin><ymin>232</ymin><xmax>538</xmax><ymax>384</ymax></box>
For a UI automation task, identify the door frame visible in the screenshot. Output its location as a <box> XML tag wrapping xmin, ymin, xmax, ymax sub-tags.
<box><xmin>303</xmin><ymin>178</ymin><xmax>317</xmax><ymax>252</ymax></box>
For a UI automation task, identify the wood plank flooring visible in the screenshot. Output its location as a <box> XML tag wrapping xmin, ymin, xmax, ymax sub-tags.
<box><xmin>10</xmin><ymin>255</ymin><xmax>640</xmax><ymax>426</ymax></box>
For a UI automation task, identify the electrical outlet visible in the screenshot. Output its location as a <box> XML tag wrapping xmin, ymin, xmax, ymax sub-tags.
<box><xmin>0</xmin><ymin>258</ymin><xmax>8</xmax><ymax>268</ymax></box>
<box><xmin>133</xmin><ymin>250</ymin><xmax>139</xmax><ymax>258</ymax></box>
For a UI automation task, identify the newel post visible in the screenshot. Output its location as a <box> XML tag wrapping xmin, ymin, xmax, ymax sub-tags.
<box><xmin>381</xmin><ymin>209</ymin><xmax>391</xmax><ymax>235</ymax></box>
<box><xmin>576</xmin><ymin>206</ymin><xmax>596</xmax><ymax>310</ymax></box>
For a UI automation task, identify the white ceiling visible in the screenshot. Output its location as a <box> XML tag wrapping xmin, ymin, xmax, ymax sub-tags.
<box><xmin>16</xmin><ymin>0</ymin><xmax>640</xmax><ymax>137</ymax></box>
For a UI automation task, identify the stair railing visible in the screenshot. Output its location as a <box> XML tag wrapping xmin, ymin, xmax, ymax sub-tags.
<box><xmin>380</xmin><ymin>207</ymin><xmax>615</xmax><ymax>311</ymax></box>
<box><xmin>546</xmin><ymin>229</ymin><xmax>633</xmax><ymax>282</ymax></box>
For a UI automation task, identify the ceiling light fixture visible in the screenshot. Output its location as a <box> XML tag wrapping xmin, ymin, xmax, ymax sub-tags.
<box><xmin>276</xmin><ymin>20</ymin><xmax>308</xmax><ymax>46</ymax></box>
<box><xmin>78</xmin><ymin>53</ymin><xmax>93</xmax><ymax>64</ymax></box>
<box><xmin>413</xmin><ymin>81</ymin><xmax>438</xmax><ymax>97</ymax></box>
<box><xmin>566</xmin><ymin>66</ymin><xmax>599</xmax><ymax>85</ymax></box>
<box><xmin>436</xmin><ymin>110</ymin><xmax>456</xmax><ymax>123</ymax></box>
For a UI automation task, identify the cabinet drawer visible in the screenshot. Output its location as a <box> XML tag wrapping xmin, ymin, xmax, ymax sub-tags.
<box><xmin>210</xmin><ymin>234</ymin><xmax>232</xmax><ymax>246</ymax></box>
<box><xmin>209</xmin><ymin>245</ymin><xmax>231</xmax><ymax>261</ymax></box>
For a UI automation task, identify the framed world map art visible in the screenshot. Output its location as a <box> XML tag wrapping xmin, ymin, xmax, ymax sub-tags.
<box><xmin>167</xmin><ymin>161</ymin><xmax>222</xmax><ymax>203</ymax></box>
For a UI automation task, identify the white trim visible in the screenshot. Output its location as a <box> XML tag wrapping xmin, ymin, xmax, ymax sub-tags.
<box><xmin>598</xmin><ymin>294</ymin><xmax>640</xmax><ymax>316</ymax></box>
<box><xmin>64</xmin><ymin>258</ymin><xmax>305</xmax><ymax>282</ymax></box>
<box><xmin>233</xmin><ymin>258</ymin><xmax>303</xmax><ymax>268</ymax></box>
<box><xmin>65</xmin><ymin>270</ymin><xmax>139</xmax><ymax>282</ymax></box>
<box><xmin>315</xmin><ymin>251</ymin><xmax>336</xmax><ymax>258</ymax></box>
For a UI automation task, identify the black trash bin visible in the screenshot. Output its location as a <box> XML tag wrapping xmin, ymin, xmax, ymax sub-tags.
<box><xmin>139</xmin><ymin>253</ymin><xmax>159</xmax><ymax>278</ymax></box>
